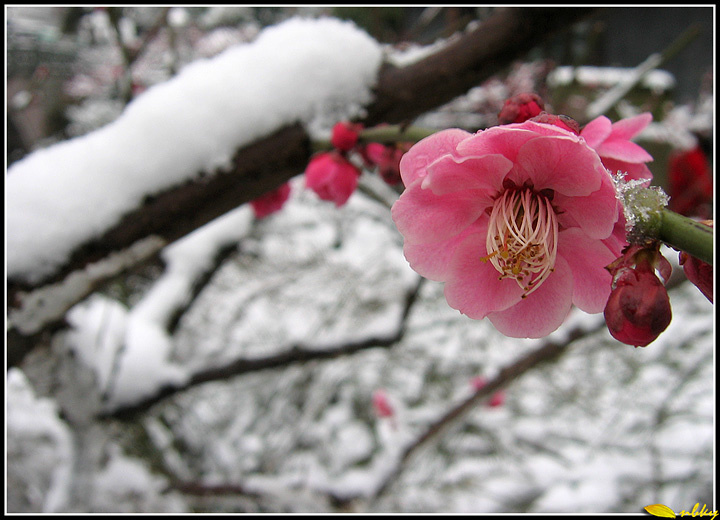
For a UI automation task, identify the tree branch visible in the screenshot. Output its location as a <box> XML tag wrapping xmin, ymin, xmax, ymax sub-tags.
<box><xmin>8</xmin><ymin>7</ymin><xmax>598</xmax><ymax>361</ymax></box>
<box><xmin>104</xmin><ymin>276</ymin><xmax>425</xmax><ymax>420</ymax></box>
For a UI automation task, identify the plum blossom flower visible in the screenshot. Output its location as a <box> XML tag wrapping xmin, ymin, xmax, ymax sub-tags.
<box><xmin>361</xmin><ymin>141</ymin><xmax>411</xmax><ymax>185</ymax></box>
<box><xmin>305</xmin><ymin>151</ymin><xmax>360</xmax><ymax>207</ymax></box>
<box><xmin>391</xmin><ymin>121</ymin><xmax>621</xmax><ymax>338</ymax></box>
<box><xmin>250</xmin><ymin>182</ymin><xmax>291</xmax><ymax>218</ymax></box>
<box><xmin>580</xmin><ymin>113</ymin><xmax>654</xmax><ymax>182</ymax></box>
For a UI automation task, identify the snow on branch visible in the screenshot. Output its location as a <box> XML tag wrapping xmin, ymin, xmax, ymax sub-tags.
<box><xmin>7</xmin><ymin>8</ymin><xmax>597</xmax><ymax>338</ymax></box>
<box><xmin>7</xmin><ymin>17</ymin><xmax>383</xmax><ymax>287</ymax></box>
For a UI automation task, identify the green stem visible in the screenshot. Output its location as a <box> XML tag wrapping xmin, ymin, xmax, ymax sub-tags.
<box><xmin>658</xmin><ymin>210</ymin><xmax>714</xmax><ymax>265</ymax></box>
<box><xmin>311</xmin><ymin>124</ymin><xmax>438</xmax><ymax>153</ymax></box>
<box><xmin>358</xmin><ymin>124</ymin><xmax>437</xmax><ymax>144</ymax></box>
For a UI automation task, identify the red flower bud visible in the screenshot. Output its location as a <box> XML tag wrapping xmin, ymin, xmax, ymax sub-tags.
<box><xmin>331</xmin><ymin>121</ymin><xmax>362</xmax><ymax>152</ymax></box>
<box><xmin>604</xmin><ymin>264</ymin><xmax>672</xmax><ymax>347</ymax></box>
<box><xmin>497</xmin><ymin>93</ymin><xmax>545</xmax><ymax>125</ymax></box>
<box><xmin>679</xmin><ymin>220</ymin><xmax>713</xmax><ymax>302</ymax></box>
<box><xmin>667</xmin><ymin>146</ymin><xmax>713</xmax><ymax>218</ymax></box>
<box><xmin>305</xmin><ymin>151</ymin><xmax>360</xmax><ymax>207</ymax></box>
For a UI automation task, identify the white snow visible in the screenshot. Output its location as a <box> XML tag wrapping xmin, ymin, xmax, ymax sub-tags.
<box><xmin>6</xmin><ymin>369</ymin><xmax>74</xmax><ymax>513</ymax></box>
<box><xmin>7</xmin><ymin>16</ymin><xmax>383</xmax><ymax>284</ymax></box>
<box><xmin>64</xmin><ymin>205</ymin><xmax>255</xmax><ymax>409</ymax></box>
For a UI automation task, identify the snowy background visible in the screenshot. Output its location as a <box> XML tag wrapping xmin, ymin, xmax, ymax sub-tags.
<box><xmin>6</xmin><ymin>6</ymin><xmax>715</xmax><ymax>513</ymax></box>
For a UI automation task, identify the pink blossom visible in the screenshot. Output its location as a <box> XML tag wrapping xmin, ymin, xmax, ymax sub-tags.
<box><xmin>361</xmin><ymin>142</ymin><xmax>410</xmax><ymax>185</ymax></box>
<box><xmin>250</xmin><ymin>182</ymin><xmax>291</xmax><ymax>218</ymax></box>
<box><xmin>305</xmin><ymin>151</ymin><xmax>360</xmax><ymax>207</ymax></box>
<box><xmin>391</xmin><ymin>121</ymin><xmax>621</xmax><ymax>338</ymax></box>
<box><xmin>372</xmin><ymin>389</ymin><xmax>394</xmax><ymax>418</ymax></box>
<box><xmin>469</xmin><ymin>377</ymin><xmax>506</xmax><ymax>407</ymax></box>
<box><xmin>580</xmin><ymin>113</ymin><xmax>654</xmax><ymax>182</ymax></box>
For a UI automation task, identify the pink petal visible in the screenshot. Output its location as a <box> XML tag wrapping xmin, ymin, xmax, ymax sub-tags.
<box><xmin>443</xmin><ymin>232</ymin><xmax>524</xmax><ymax>319</ymax></box>
<box><xmin>557</xmin><ymin>228</ymin><xmax>617</xmax><ymax>313</ymax></box>
<box><xmin>455</xmin><ymin>126</ymin><xmax>540</xmax><ymax>163</ymax></box>
<box><xmin>580</xmin><ymin>116</ymin><xmax>612</xmax><ymax>149</ymax></box>
<box><xmin>597</xmin><ymin>140</ymin><xmax>653</xmax><ymax>163</ymax></box>
<box><xmin>555</xmin><ymin>171</ymin><xmax>619</xmax><ymax>239</ymax></box>
<box><xmin>421</xmin><ymin>154</ymin><xmax>512</xmax><ymax>195</ymax></box>
<box><xmin>391</xmin><ymin>180</ymin><xmax>487</xmax><ymax>244</ymax></box>
<box><xmin>609</xmin><ymin>113</ymin><xmax>652</xmax><ymax>140</ymax></box>
<box><xmin>398</xmin><ymin>128</ymin><xmax>472</xmax><ymax>187</ymax></box>
<box><xmin>403</xmin><ymin>222</ymin><xmax>485</xmax><ymax>281</ymax></box>
<box><xmin>515</xmin><ymin>135</ymin><xmax>604</xmax><ymax>196</ymax></box>
<box><xmin>487</xmin><ymin>255</ymin><xmax>574</xmax><ymax>338</ymax></box>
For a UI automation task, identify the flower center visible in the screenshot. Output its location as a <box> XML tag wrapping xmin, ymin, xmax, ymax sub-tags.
<box><xmin>480</xmin><ymin>188</ymin><xmax>558</xmax><ymax>297</ymax></box>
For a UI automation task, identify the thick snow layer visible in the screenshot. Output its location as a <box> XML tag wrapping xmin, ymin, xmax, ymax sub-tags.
<box><xmin>7</xmin><ymin>16</ymin><xmax>383</xmax><ymax>284</ymax></box>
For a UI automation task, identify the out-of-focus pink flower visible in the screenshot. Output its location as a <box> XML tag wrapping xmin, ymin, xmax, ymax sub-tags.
<box><xmin>362</xmin><ymin>142</ymin><xmax>411</xmax><ymax>185</ymax></box>
<box><xmin>679</xmin><ymin>220</ymin><xmax>713</xmax><ymax>303</ymax></box>
<box><xmin>470</xmin><ymin>377</ymin><xmax>506</xmax><ymax>407</ymax></box>
<box><xmin>391</xmin><ymin>121</ymin><xmax>621</xmax><ymax>338</ymax></box>
<box><xmin>250</xmin><ymin>182</ymin><xmax>292</xmax><ymax>218</ymax></box>
<box><xmin>372</xmin><ymin>389</ymin><xmax>394</xmax><ymax>418</ymax></box>
<box><xmin>667</xmin><ymin>146</ymin><xmax>713</xmax><ymax>218</ymax></box>
<box><xmin>305</xmin><ymin>151</ymin><xmax>360</xmax><ymax>207</ymax></box>
<box><xmin>331</xmin><ymin>121</ymin><xmax>363</xmax><ymax>152</ymax></box>
<box><xmin>580</xmin><ymin>113</ymin><xmax>654</xmax><ymax>182</ymax></box>
<box><xmin>497</xmin><ymin>93</ymin><xmax>545</xmax><ymax>125</ymax></box>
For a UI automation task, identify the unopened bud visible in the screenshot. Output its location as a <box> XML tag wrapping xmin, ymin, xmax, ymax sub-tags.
<box><xmin>497</xmin><ymin>93</ymin><xmax>545</xmax><ymax>125</ymax></box>
<box><xmin>331</xmin><ymin>121</ymin><xmax>362</xmax><ymax>152</ymax></box>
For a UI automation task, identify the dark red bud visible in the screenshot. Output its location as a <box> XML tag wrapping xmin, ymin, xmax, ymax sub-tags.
<box><xmin>331</xmin><ymin>121</ymin><xmax>362</xmax><ymax>152</ymax></box>
<box><xmin>497</xmin><ymin>93</ymin><xmax>545</xmax><ymax>125</ymax></box>
<box><xmin>604</xmin><ymin>267</ymin><xmax>672</xmax><ymax>347</ymax></box>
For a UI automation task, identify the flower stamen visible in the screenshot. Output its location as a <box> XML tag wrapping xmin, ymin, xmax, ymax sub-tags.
<box><xmin>481</xmin><ymin>188</ymin><xmax>558</xmax><ymax>296</ymax></box>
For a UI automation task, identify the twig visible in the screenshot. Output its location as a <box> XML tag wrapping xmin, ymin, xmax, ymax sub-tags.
<box><xmin>585</xmin><ymin>24</ymin><xmax>702</xmax><ymax>120</ymax></box>
<box><xmin>367</xmin><ymin>319</ymin><xmax>606</xmax><ymax>503</ymax></box>
<box><xmin>104</xmin><ymin>276</ymin><xmax>425</xmax><ymax>420</ymax></box>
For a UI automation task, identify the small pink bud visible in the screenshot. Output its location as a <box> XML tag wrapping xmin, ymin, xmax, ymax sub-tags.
<box><xmin>470</xmin><ymin>377</ymin><xmax>505</xmax><ymax>407</ymax></box>
<box><xmin>250</xmin><ymin>182</ymin><xmax>291</xmax><ymax>218</ymax></box>
<box><xmin>305</xmin><ymin>151</ymin><xmax>360</xmax><ymax>207</ymax></box>
<box><xmin>372</xmin><ymin>389</ymin><xmax>394</xmax><ymax>418</ymax></box>
<box><xmin>331</xmin><ymin>121</ymin><xmax>362</xmax><ymax>152</ymax></box>
<box><xmin>497</xmin><ymin>93</ymin><xmax>545</xmax><ymax>125</ymax></box>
